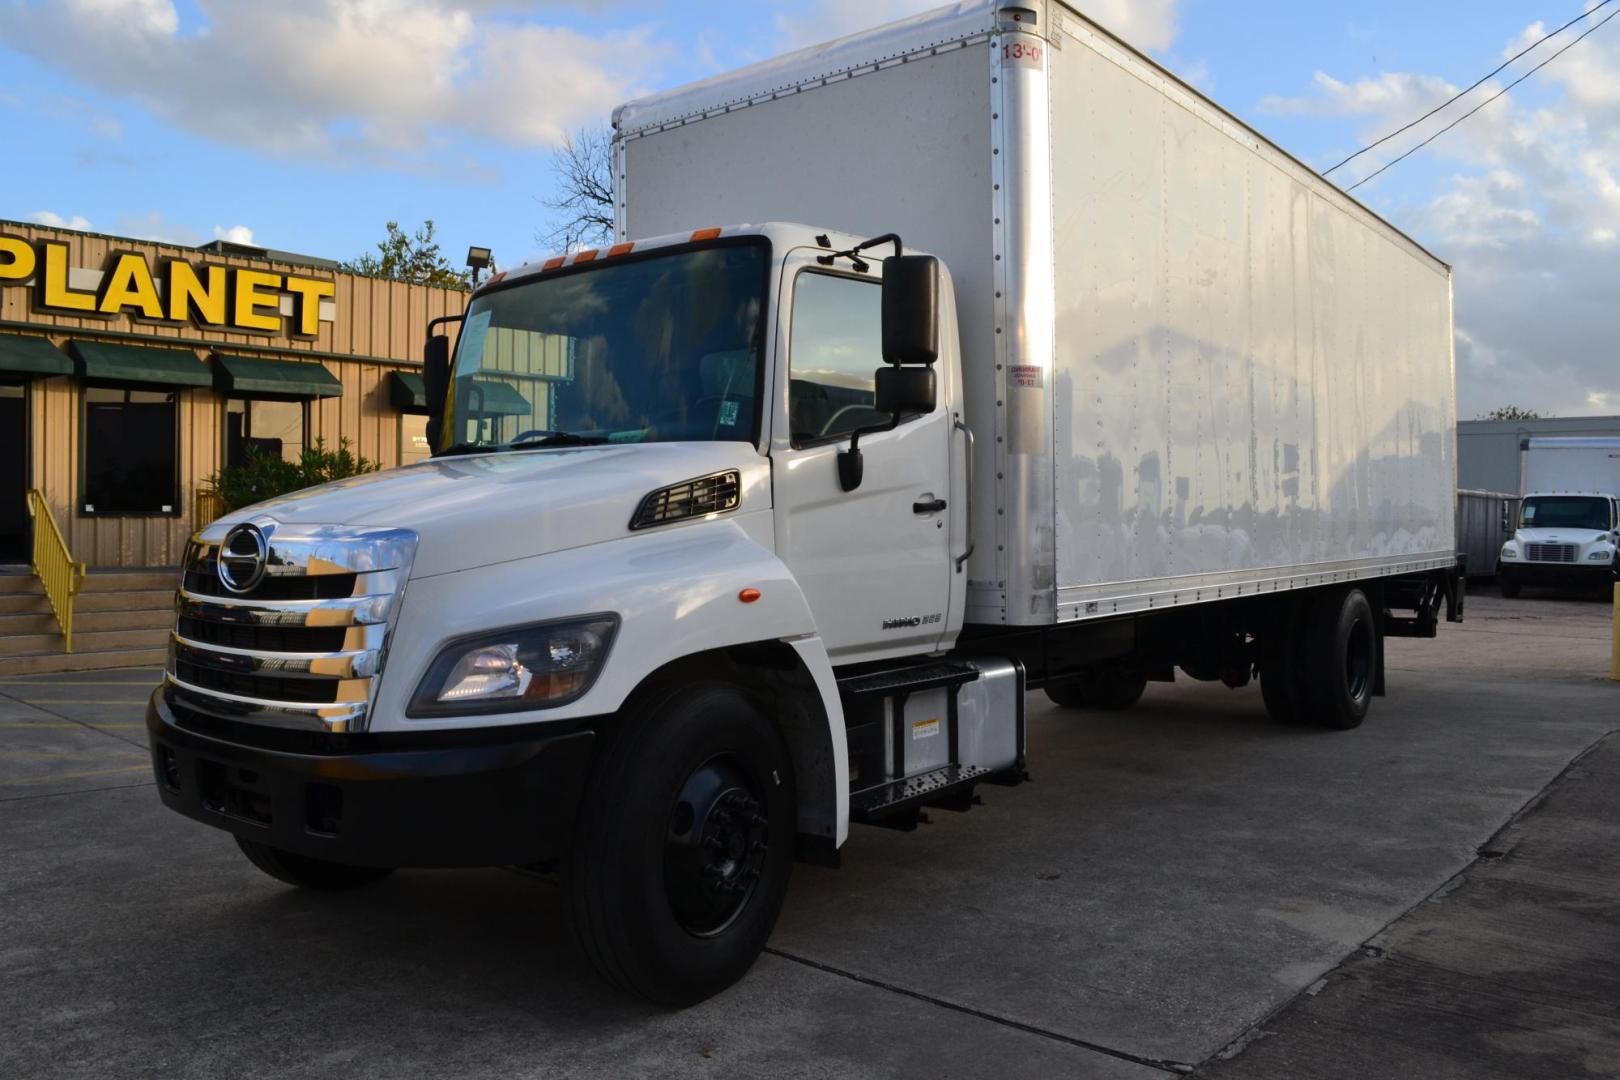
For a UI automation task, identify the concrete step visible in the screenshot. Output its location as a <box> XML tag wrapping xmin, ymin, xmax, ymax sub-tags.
<box><xmin>76</xmin><ymin>609</ymin><xmax>173</xmax><ymax>633</ymax></box>
<box><xmin>0</xmin><ymin>593</ymin><xmax>51</xmax><ymax>615</ymax></box>
<box><xmin>77</xmin><ymin>589</ymin><xmax>173</xmax><ymax>612</ymax></box>
<box><xmin>0</xmin><ymin>575</ymin><xmax>44</xmax><ymax>595</ymax></box>
<box><xmin>0</xmin><ymin>647</ymin><xmax>167</xmax><ymax>678</ymax></box>
<box><xmin>0</xmin><ymin>626</ymin><xmax>168</xmax><ymax>657</ymax></box>
<box><xmin>83</xmin><ymin>571</ymin><xmax>179</xmax><ymax>592</ymax></box>
<box><xmin>0</xmin><ymin>612</ymin><xmax>57</xmax><ymax>636</ymax></box>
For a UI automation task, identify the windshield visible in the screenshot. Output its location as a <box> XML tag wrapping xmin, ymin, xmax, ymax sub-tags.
<box><xmin>442</xmin><ymin>240</ymin><xmax>769</xmax><ymax>452</ymax></box>
<box><xmin>1520</xmin><ymin>495</ymin><xmax>1612</xmax><ymax>531</ymax></box>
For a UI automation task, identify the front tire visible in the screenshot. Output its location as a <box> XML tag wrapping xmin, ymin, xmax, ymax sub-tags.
<box><xmin>234</xmin><ymin>837</ymin><xmax>395</xmax><ymax>891</ymax></box>
<box><xmin>1303</xmin><ymin>587</ymin><xmax>1378</xmax><ymax>730</ymax></box>
<box><xmin>1498</xmin><ymin>571</ymin><xmax>1521</xmax><ymax>599</ymax></box>
<box><xmin>568</xmin><ymin>683</ymin><xmax>795</xmax><ymax>1006</ymax></box>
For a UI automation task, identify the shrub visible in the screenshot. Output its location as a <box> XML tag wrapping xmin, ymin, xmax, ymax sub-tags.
<box><xmin>209</xmin><ymin>436</ymin><xmax>380</xmax><ymax>512</ymax></box>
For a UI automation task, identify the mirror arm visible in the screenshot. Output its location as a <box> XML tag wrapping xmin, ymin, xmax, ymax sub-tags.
<box><xmin>838</xmin><ymin>412</ymin><xmax>902</xmax><ymax>494</ymax></box>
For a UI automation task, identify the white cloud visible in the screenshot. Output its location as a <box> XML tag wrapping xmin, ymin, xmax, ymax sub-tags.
<box><xmin>115</xmin><ymin>211</ymin><xmax>201</xmax><ymax>246</ymax></box>
<box><xmin>1272</xmin><ymin>17</ymin><xmax>1620</xmax><ymax>417</ymax></box>
<box><xmin>777</xmin><ymin>0</ymin><xmax>1181</xmax><ymax>54</ymax></box>
<box><xmin>29</xmin><ymin>211</ymin><xmax>92</xmax><ymax>230</ymax></box>
<box><xmin>0</xmin><ymin>0</ymin><xmax>664</xmax><ymax>162</ymax></box>
<box><xmin>212</xmin><ymin>224</ymin><xmax>255</xmax><ymax>245</ymax></box>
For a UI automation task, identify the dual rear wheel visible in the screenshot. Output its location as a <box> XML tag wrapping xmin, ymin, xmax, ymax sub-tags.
<box><xmin>1261</xmin><ymin>587</ymin><xmax>1378</xmax><ymax>730</ymax></box>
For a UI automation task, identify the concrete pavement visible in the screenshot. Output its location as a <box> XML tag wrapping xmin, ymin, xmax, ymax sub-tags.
<box><xmin>1</xmin><ymin>593</ymin><xmax>1614</xmax><ymax>1078</ymax></box>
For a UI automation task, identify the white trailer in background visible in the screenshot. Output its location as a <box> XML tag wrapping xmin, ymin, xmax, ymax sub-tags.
<box><xmin>148</xmin><ymin>1</ymin><xmax>1464</xmax><ymax>1006</ymax></box>
<box><xmin>1497</xmin><ymin>437</ymin><xmax>1620</xmax><ymax>596</ymax></box>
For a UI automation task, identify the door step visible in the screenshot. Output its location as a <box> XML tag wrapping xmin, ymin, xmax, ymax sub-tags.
<box><xmin>850</xmin><ymin>763</ymin><xmax>996</xmax><ymax>828</ymax></box>
<box><xmin>838</xmin><ymin>660</ymin><xmax>979</xmax><ymax>698</ymax></box>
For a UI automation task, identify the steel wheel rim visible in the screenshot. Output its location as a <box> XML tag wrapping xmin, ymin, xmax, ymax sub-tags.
<box><xmin>663</xmin><ymin>754</ymin><xmax>769</xmax><ymax>938</ymax></box>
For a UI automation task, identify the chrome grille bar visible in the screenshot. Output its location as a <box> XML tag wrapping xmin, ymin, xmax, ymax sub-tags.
<box><xmin>167</xmin><ymin>519</ymin><xmax>417</xmax><ymax>733</ymax></box>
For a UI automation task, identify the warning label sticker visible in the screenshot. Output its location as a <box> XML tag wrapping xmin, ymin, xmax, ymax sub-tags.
<box><xmin>1010</xmin><ymin>364</ymin><xmax>1044</xmax><ymax>389</ymax></box>
<box><xmin>911</xmin><ymin>717</ymin><xmax>941</xmax><ymax>741</ymax></box>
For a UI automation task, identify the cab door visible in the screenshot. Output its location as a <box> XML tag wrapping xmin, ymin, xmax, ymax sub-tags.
<box><xmin>770</xmin><ymin>256</ymin><xmax>955</xmax><ymax>664</ymax></box>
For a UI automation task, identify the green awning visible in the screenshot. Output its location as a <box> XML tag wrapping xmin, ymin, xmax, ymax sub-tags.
<box><xmin>0</xmin><ymin>335</ymin><xmax>73</xmax><ymax>378</ymax></box>
<box><xmin>388</xmin><ymin>371</ymin><xmax>533</xmax><ymax>416</ymax></box>
<box><xmin>214</xmin><ymin>353</ymin><xmax>342</xmax><ymax>400</ymax></box>
<box><xmin>389</xmin><ymin>371</ymin><xmax>430</xmax><ymax>413</ymax></box>
<box><xmin>69</xmin><ymin>340</ymin><xmax>211</xmax><ymax>389</ymax></box>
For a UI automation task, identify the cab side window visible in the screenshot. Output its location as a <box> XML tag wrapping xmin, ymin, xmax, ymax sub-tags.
<box><xmin>788</xmin><ymin>272</ymin><xmax>889</xmax><ymax>444</ymax></box>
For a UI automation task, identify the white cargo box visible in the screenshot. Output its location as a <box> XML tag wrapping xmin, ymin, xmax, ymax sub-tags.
<box><xmin>615</xmin><ymin>0</ymin><xmax>1458</xmax><ymax>627</ymax></box>
<box><xmin>1522</xmin><ymin>437</ymin><xmax>1620</xmax><ymax>496</ymax></box>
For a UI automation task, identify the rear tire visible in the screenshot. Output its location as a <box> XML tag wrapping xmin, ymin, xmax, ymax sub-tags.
<box><xmin>1303</xmin><ymin>587</ymin><xmax>1378</xmax><ymax>730</ymax></box>
<box><xmin>567</xmin><ymin>683</ymin><xmax>795</xmax><ymax>1006</ymax></box>
<box><xmin>1044</xmin><ymin>672</ymin><xmax>1147</xmax><ymax>711</ymax></box>
<box><xmin>234</xmin><ymin>837</ymin><xmax>395</xmax><ymax>891</ymax></box>
<box><xmin>1260</xmin><ymin>598</ymin><xmax>1309</xmax><ymax>725</ymax></box>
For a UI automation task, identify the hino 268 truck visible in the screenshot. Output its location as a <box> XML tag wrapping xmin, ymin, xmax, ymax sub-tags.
<box><xmin>147</xmin><ymin>1</ymin><xmax>1464</xmax><ymax>1004</ymax></box>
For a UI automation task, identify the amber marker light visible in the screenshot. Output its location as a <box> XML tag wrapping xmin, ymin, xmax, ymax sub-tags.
<box><xmin>738</xmin><ymin>588</ymin><xmax>762</xmax><ymax>604</ymax></box>
<box><xmin>608</xmin><ymin>242</ymin><xmax>635</xmax><ymax>257</ymax></box>
<box><xmin>690</xmin><ymin>228</ymin><xmax>723</xmax><ymax>241</ymax></box>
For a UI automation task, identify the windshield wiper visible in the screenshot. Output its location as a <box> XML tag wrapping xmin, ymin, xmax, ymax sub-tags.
<box><xmin>437</xmin><ymin>442</ymin><xmax>493</xmax><ymax>457</ymax></box>
<box><xmin>506</xmin><ymin>432</ymin><xmax>610</xmax><ymax>449</ymax></box>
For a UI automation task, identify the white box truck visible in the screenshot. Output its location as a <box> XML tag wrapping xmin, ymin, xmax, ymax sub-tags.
<box><xmin>1496</xmin><ymin>437</ymin><xmax>1620</xmax><ymax>597</ymax></box>
<box><xmin>147</xmin><ymin>1</ymin><xmax>1464</xmax><ymax>1004</ymax></box>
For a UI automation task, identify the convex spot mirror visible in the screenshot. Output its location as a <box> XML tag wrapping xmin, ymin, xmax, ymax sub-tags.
<box><xmin>881</xmin><ymin>254</ymin><xmax>939</xmax><ymax>365</ymax></box>
<box><xmin>875</xmin><ymin>365</ymin><xmax>936</xmax><ymax>415</ymax></box>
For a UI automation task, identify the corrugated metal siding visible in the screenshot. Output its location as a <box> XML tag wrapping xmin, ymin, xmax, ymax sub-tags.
<box><xmin>1457</xmin><ymin>490</ymin><xmax>1514</xmax><ymax>579</ymax></box>
<box><xmin>5</xmin><ymin>221</ymin><xmax>468</xmax><ymax>568</ymax></box>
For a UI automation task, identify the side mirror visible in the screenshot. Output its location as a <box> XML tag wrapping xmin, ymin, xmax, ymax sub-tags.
<box><xmin>882</xmin><ymin>255</ymin><xmax>939</xmax><ymax>365</ymax></box>
<box><xmin>875</xmin><ymin>365</ymin><xmax>936</xmax><ymax>415</ymax></box>
<box><xmin>423</xmin><ymin>334</ymin><xmax>450</xmax><ymax>454</ymax></box>
<box><xmin>1499</xmin><ymin>499</ymin><xmax>1511</xmax><ymax>533</ymax></box>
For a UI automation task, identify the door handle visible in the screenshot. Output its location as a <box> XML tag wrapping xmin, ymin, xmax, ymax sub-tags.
<box><xmin>913</xmin><ymin>498</ymin><xmax>947</xmax><ymax>515</ymax></box>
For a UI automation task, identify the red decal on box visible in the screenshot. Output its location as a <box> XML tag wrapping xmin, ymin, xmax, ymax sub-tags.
<box><xmin>1010</xmin><ymin>364</ymin><xmax>1044</xmax><ymax>389</ymax></box>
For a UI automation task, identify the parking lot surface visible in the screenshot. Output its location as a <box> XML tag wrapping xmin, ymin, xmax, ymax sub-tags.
<box><xmin>2</xmin><ymin>592</ymin><xmax>1615</xmax><ymax>1078</ymax></box>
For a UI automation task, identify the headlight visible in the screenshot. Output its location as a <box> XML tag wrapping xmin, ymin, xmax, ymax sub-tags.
<box><xmin>1588</xmin><ymin>549</ymin><xmax>1613</xmax><ymax>562</ymax></box>
<box><xmin>408</xmin><ymin>615</ymin><xmax>617</xmax><ymax>716</ymax></box>
<box><xmin>1500</xmin><ymin>543</ymin><xmax>1518</xmax><ymax>559</ymax></box>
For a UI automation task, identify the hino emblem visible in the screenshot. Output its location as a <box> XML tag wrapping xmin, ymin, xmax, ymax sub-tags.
<box><xmin>217</xmin><ymin>523</ymin><xmax>269</xmax><ymax>594</ymax></box>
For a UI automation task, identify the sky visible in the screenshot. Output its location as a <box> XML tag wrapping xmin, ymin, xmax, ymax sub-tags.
<box><xmin>0</xmin><ymin>0</ymin><xmax>1616</xmax><ymax>419</ymax></box>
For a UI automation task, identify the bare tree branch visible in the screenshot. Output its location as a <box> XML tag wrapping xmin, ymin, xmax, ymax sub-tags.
<box><xmin>537</xmin><ymin>126</ymin><xmax>616</xmax><ymax>252</ymax></box>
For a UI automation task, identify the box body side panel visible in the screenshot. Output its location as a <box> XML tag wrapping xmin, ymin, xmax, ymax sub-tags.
<box><xmin>1046</xmin><ymin>20</ymin><xmax>1458</xmax><ymax>617</ymax></box>
<box><xmin>1523</xmin><ymin>440</ymin><xmax>1620</xmax><ymax>495</ymax></box>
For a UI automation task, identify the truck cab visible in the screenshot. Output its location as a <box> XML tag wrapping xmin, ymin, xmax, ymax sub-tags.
<box><xmin>148</xmin><ymin>224</ymin><xmax>1023</xmax><ymax>1004</ymax></box>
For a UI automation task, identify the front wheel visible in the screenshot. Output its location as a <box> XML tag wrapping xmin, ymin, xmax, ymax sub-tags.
<box><xmin>568</xmin><ymin>683</ymin><xmax>795</xmax><ymax>1006</ymax></box>
<box><xmin>1498</xmin><ymin>571</ymin><xmax>1521</xmax><ymax>599</ymax></box>
<box><xmin>234</xmin><ymin>837</ymin><xmax>395</xmax><ymax>891</ymax></box>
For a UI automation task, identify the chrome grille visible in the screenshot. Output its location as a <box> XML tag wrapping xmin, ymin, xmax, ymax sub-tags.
<box><xmin>1525</xmin><ymin>543</ymin><xmax>1576</xmax><ymax>563</ymax></box>
<box><xmin>165</xmin><ymin>520</ymin><xmax>417</xmax><ymax>733</ymax></box>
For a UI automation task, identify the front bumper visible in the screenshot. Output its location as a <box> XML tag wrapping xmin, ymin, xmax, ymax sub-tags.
<box><xmin>146</xmin><ymin>690</ymin><xmax>595</xmax><ymax>868</ymax></box>
<box><xmin>1498</xmin><ymin>561</ymin><xmax>1617</xmax><ymax>588</ymax></box>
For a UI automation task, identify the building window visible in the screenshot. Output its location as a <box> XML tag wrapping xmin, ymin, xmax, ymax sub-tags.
<box><xmin>83</xmin><ymin>387</ymin><xmax>179</xmax><ymax>516</ymax></box>
<box><xmin>225</xmin><ymin>399</ymin><xmax>306</xmax><ymax>467</ymax></box>
<box><xmin>399</xmin><ymin>413</ymin><xmax>431</xmax><ymax>467</ymax></box>
<box><xmin>788</xmin><ymin>272</ymin><xmax>890</xmax><ymax>445</ymax></box>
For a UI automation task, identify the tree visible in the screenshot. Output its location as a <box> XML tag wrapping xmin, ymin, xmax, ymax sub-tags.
<box><xmin>208</xmin><ymin>437</ymin><xmax>380</xmax><ymax>512</ymax></box>
<box><xmin>341</xmin><ymin>220</ymin><xmax>469</xmax><ymax>289</ymax></box>
<box><xmin>1477</xmin><ymin>406</ymin><xmax>1542</xmax><ymax>421</ymax></box>
<box><xmin>537</xmin><ymin>126</ymin><xmax>615</xmax><ymax>252</ymax></box>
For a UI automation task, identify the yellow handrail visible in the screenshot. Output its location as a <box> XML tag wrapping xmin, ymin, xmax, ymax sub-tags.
<box><xmin>25</xmin><ymin>490</ymin><xmax>87</xmax><ymax>653</ymax></box>
<box><xmin>194</xmin><ymin>487</ymin><xmax>228</xmax><ymax>532</ymax></box>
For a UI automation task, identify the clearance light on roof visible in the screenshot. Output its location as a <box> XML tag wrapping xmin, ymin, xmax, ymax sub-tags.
<box><xmin>691</xmin><ymin>228</ymin><xmax>723</xmax><ymax>241</ymax></box>
<box><xmin>542</xmin><ymin>257</ymin><xmax>565</xmax><ymax>272</ymax></box>
<box><xmin>573</xmin><ymin>249</ymin><xmax>599</xmax><ymax>263</ymax></box>
<box><xmin>608</xmin><ymin>242</ymin><xmax>635</xmax><ymax>257</ymax></box>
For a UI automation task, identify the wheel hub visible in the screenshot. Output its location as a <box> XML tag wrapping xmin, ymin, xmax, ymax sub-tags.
<box><xmin>664</xmin><ymin>757</ymin><xmax>769</xmax><ymax>937</ymax></box>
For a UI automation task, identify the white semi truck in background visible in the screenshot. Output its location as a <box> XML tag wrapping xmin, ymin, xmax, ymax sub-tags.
<box><xmin>147</xmin><ymin>1</ymin><xmax>1464</xmax><ymax>1005</ymax></box>
<box><xmin>1497</xmin><ymin>437</ymin><xmax>1620</xmax><ymax>598</ymax></box>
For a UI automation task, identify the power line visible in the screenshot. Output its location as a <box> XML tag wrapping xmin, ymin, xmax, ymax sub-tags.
<box><xmin>1324</xmin><ymin>0</ymin><xmax>1617</xmax><ymax>178</ymax></box>
<box><xmin>1344</xmin><ymin>4</ymin><xmax>1620</xmax><ymax>192</ymax></box>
